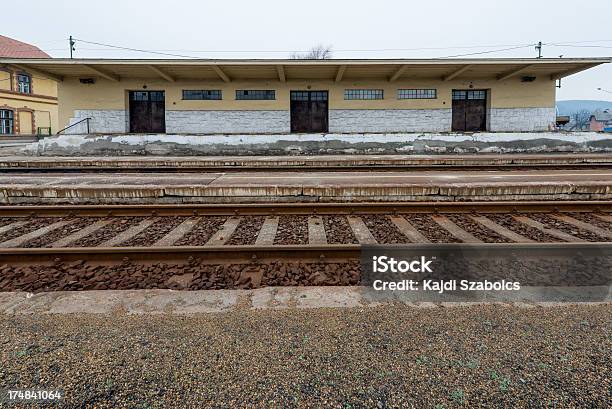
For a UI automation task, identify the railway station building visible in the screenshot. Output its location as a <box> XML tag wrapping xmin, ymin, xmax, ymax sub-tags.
<box><xmin>0</xmin><ymin>36</ymin><xmax>58</xmax><ymax>136</ymax></box>
<box><xmin>0</xmin><ymin>57</ymin><xmax>608</xmax><ymax>135</ymax></box>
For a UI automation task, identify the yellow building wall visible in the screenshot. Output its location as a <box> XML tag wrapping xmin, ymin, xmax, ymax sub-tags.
<box><xmin>58</xmin><ymin>76</ymin><xmax>555</xmax><ymax>130</ymax></box>
<box><xmin>0</xmin><ymin>71</ymin><xmax>11</xmax><ymax>91</ymax></box>
<box><xmin>0</xmin><ymin>65</ymin><xmax>58</xmax><ymax>135</ymax></box>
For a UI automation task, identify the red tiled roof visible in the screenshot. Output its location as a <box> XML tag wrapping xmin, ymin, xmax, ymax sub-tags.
<box><xmin>0</xmin><ymin>35</ymin><xmax>49</xmax><ymax>58</ymax></box>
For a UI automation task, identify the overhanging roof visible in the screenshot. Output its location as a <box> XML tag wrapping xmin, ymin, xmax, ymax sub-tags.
<box><xmin>1</xmin><ymin>57</ymin><xmax>609</xmax><ymax>83</ymax></box>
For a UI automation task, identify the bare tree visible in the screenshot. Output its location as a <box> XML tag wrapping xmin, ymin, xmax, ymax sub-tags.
<box><xmin>290</xmin><ymin>44</ymin><xmax>333</xmax><ymax>60</ymax></box>
<box><xmin>572</xmin><ymin>109</ymin><xmax>591</xmax><ymax>130</ymax></box>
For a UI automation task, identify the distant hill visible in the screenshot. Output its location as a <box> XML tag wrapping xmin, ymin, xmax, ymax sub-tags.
<box><xmin>556</xmin><ymin>100</ymin><xmax>612</xmax><ymax>115</ymax></box>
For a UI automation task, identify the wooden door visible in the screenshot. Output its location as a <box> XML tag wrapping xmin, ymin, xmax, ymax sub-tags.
<box><xmin>452</xmin><ymin>90</ymin><xmax>487</xmax><ymax>132</ymax></box>
<box><xmin>290</xmin><ymin>91</ymin><xmax>328</xmax><ymax>133</ymax></box>
<box><xmin>18</xmin><ymin>111</ymin><xmax>33</xmax><ymax>135</ymax></box>
<box><xmin>129</xmin><ymin>91</ymin><xmax>166</xmax><ymax>133</ymax></box>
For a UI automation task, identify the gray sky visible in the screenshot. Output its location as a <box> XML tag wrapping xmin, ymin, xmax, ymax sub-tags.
<box><xmin>5</xmin><ymin>0</ymin><xmax>612</xmax><ymax>101</ymax></box>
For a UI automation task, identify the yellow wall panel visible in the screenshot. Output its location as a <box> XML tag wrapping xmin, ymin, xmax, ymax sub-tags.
<box><xmin>58</xmin><ymin>77</ymin><xmax>556</xmax><ymax>130</ymax></box>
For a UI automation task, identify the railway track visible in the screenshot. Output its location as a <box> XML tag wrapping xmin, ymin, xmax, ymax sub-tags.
<box><xmin>1</xmin><ymin>201</ymin><xmax>611</xmax><ymax>293</ymax></box>
<box><xmin>4</xmin><ymin>164</ymin><xmax>612</xmax><ymax>173</ymax></box>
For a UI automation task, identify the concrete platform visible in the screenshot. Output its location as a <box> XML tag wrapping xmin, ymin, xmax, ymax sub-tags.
<box><xmin>1</xmin><ymin>288</ymin><xmax>608</xmax><ymax>314</ymax></box>
<box><xmin>1</xmin><ymin>169</ymin><xmax>612</xmax><ymax>203</ymax></box>
<box><xmin>3</xmin><ymin>132</ymin><xmax>612</xmax><ymax>156</ymax></box>
<box><xmin>2</xmin><ymin>153</ymin><xmax>612</xmax><ymax>170</ymax></box>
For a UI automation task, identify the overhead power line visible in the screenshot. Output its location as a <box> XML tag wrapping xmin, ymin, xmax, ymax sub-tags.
<box><xmin>3</xmin><ymin>37</ymin><xmax>611</xmax><ymax>58</ymax></box>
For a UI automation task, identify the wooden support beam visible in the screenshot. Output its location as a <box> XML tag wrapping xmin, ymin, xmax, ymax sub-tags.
<box><xmin>335</xmin><ymin>65</ymin><xmax>347</xmax><ymax>82</ymax></box>
<box><xmin>442</xmin><ymin>65</ymin><xmax>472</xmax><ymax>81</ymax></box>
<box><xmin>84</xmin><ymin>64</ymin><xmax>120</xmax><ymax>82</ymax></box>
<box><xmin>550</xmin><ymin>63</ymin><xmax>599</xmax><ymax>80</ymax></box>
<box><xmin>10</xmin><ymin>64</ymin><xmax>63</xmax><ymax>82</ymax></box>
<box><xmin>276</xmin><ymin>65</ymin><xmax>286</xmax><ymax>82</ymax></box>
<box><xmin>497</xmin><ymin>64</ymin><xmax>534</xmax><ymax>81</ymax></box>
<box><xmin>389</xmin><ymin>64</ymin><xmax>408</xmax><ymax>82</ymax></box>
<box><xmin>148</xmin><ymin>65</ymin><xmax>175</xmax><ymax>82</ymax></box>
<box><xmin>211</xmin><ymin>65</ymin><xmax>231</xmax><ymax>82</ymax></box>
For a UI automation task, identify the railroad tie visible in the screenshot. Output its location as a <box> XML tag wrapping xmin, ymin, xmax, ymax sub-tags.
<box><xmin>0</xmin><ymin>220</ymin><xmax>28</xmax><ymax>235</ymax></box>
<box><xmin>469</xmin><ymin>215</ymin><xmax>533</xmax><ymax>243</ymax></box>
<box><xmin>153</xmin><ymin>217</ymin><xmax>200</xmax><ymax>247</ymax></box>
<box><xmin>49</xmin><ymin>219</ymin><xmax>112</xmax><ymax>248</ymax></box>
<box><xmin>388</xmin><ymin>215</ymin><xmax>429</xmax><ymax>243</ymax></box>
<box><xmin>99</xmin><ymin>218</ymin><xmax>158</xmax><ymax>247</ymax></box>
<box><xmin>0</xmin><ymin>219</ymin><xmax>74</xmax><ymax>248</ymax></box>
<box><xmin>550</xmin><ymin>214</ymin><xmax>612</xmax><ymax>240</ymax></box>
<box><xmin>431</xmin><ymin>215</ymin><xmax>482</xmax><ymax>243</ymax></box>
<box><xmin>512</xmin><ymin>215</ymin><xmax>585</xmax><ymax>242</ymax></box>
<box><xmin>255</xmin><ymin>216</ymin><xmax>279</xmax><ymax>246</ymax></box>
<box><xmin>346</xmin><ymin>216</ymin><xmax>377</xmax><ymax>244</ymax></box>
<box><xmin>206</xmin><ymin>217</ymin><xmax>241</xmax><ymax>246</ymax></box>
<box><xmin>308</xmin><ymin>216</ymin><xmax>327</xmax><ymax>245</ymax></box>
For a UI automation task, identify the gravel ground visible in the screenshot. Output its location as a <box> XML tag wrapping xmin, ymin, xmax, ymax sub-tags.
<box><xmin>323</xmin><ymin>216</ymin><xmax>358</xmax><ymax>244</ymax></box>
<box><xmin>0</xmin><ymin>260</ymin><xmax>361</xmax><ymax>292</ymax></box>
<box><xmin>486</xmin><ymin>214</ymin><xmax>562</xmax><ymax>243</ymax></box>
<box><xmin>569</xmin><ymin>212</ymin><xmax>612</xmax><ymax>230</ymax></box>
<box><xmin>175</xmin><ymin>217</ymin><xmax>227</xmax><ymax>246</ymax></box>
<box><xmin>274</xmin><ymin>216</ymin><xmax>308</xmax><ymax>245</ymax></box>
<box><xmin>0</xmin><ymin>217</ymin><xmax>21</xmax><ymax>228</ymax></box>
<box><xmin>227</xmin><ymin>216</ymin><xmax>266</xmax><ymax>245</ymax></box>
<box><xmin>446</xmin><ymin>214</ymin><xmax>511</xmax><ymax>243</ymax></box>
<box><xmin>21</xmin><ymin>218</ymin><xmax>97</xmax><ymax>248</ymax></box>
<box><xmin>72</xmin><ymin>217</ymin><xmax>144</xmax><ymax>247</ymax></box>
<box><xmin>120</xmin><ymin>217</ymin><xmax>186</xmax><ymax>247</ymax></box>
<box><xmin>0</xmin><ymin>304</ymin><xmax>609</xmax><ymax>408</ymax></box>
<box><xmin>403</xmin><ymin>214</ymin><xmax>461</xmax><ymax>243</ymax></box>
<box><xmin>529</xmin><ymin>214</ymin><xmax>608</xmax><ymax>242</ymax></box>
<box><xmin>0</xmin><ymin>217</ymin><xmax>63</xmax><ymax>244</ymax></box>
<box><xmin>361</xmin><ymin>215</ymin><xmax>410</xmax><ymax>244</ymax></box>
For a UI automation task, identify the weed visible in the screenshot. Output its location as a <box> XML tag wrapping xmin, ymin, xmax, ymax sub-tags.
<box><xmin>450</xmin><ymin>390</ymin><xmax>465</xmax><ymax>405</ymax></box>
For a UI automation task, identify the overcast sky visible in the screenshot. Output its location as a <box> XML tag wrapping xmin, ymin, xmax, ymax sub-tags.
<box><xmin>5</xmin><ymin>0</ymin><xmax>612</xmax><ymax>101</ymax></box>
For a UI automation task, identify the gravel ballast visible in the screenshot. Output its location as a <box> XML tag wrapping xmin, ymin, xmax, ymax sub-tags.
<box><xmin>0</xmin><ymin>304</ymin><xmax>609</xmax><ymax>408</ymax></box>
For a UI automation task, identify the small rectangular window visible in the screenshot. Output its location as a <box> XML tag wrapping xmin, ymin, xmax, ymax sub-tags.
<box><xmin>0</xmin><ymin>109</ymin><xmax>14</xmax><ymax>134</ymax></box>
<box><xmin>149</xmin><ymin>91</ymin><xmax>165</xmax><ymax>101</ymax></box>
<box><xmin>398</xmin><ymin>89</ymin><xmax>437</xmax><ymax>99</ymax></box>
<box><xmin>452</xmin><ymin>90</ymin><xmax>466</xmax><ymax>100</ymax></box>
<box><xmin>467</xmin><ymin>90</ymin><xmax>486</xmax><ymax>100</ymax></box>
<box><xmin>182</xmin><ymin>90</ymin><xmax>222</xmax><ymax>100</ymax></box>
<box><xmin>290</xmin><ymin>91</ymin><xmax>329</xmax><ymax>101</ymax></box>
<box><xmin>344</xmin><ymin>89</ymin><xmax>384</xmax><ymax>100</ymax></box>
<box><xmin>17</xmin><ymin>74</ymin><xmax>31</xmax><ymax>94</ymax></box>
<box><xmin>236</xmin><ymin>90</ymin><xmax>275</xmax><ymax>100</ymax></box>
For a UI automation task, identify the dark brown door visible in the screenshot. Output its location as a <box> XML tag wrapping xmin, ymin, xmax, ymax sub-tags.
<box><xmin>129</xmin><ymin>91</ymin><xmax>166</xmax><ymax>133</ymax></box>
<box><xmin>290</xmin><ymin>91</ymin><xmax>328</xmax><ymax>133</ymax></box>
<box><xmin>452</xmin><ymin>90</ymin><xmax>487</xmax><ymax>132</ymax></box>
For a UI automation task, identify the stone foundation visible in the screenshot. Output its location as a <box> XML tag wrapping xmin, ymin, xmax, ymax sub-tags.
<box><xmin>67</xmin><ymin>110</ymin><xmax>127</xmax><ymax>134</ymax></box>
<box><xmin>166</xmin><ymin>110</ymin><xmax>290</xmax><ymax>134</ymax></box>
<box><xmin>329</xmin><ymin>109</ymin><xmax>452</xmax><ymax>133</ymax></box>
<box><xmin>489</xmin><ymin>107</ymin><xmax>556</xmax><ymax>132</ymax></box>
<box><xmin>64</xmin><ymin>107</ymin><xmax>558</xmax><ymax>134</ymax></box>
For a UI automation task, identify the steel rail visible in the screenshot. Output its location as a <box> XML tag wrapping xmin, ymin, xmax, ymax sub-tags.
<box><xmin>1</xmin><ymin>201</ymin><xmax>611</xmax><ymax>217</ymax></box>
<box><xmin>1</xmin><ymin>242</ymin><xmax>611</xmax><ymax>266</ymax></box>
<box><xmin>3</xmin><ymin>163</ymin><xmax>612</xmax><ymax>173</ymax></box>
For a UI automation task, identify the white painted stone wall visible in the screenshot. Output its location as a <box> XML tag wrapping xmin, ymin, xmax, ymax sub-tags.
<box><xmin>65</xmin><ymin>110</ymin><xmax>127</xmax><ymax>134</ymax></box>
<box><xmin>489</xmin><ymin>107</ymin><xmax>556</xmax><ymax>132</ymax></box>
<box><xmin>329</xmin><ymin>109</ymin><xmax>452</xmax><ymax>133</ymax></box>
<box><xmin>64</xmin><ymin>107</ymin><xmax>556</xmax><ymax>134</ymax></box>
<box><xmin>165</xmin><ymin>110</ymin><xmax>290</xmax><ymax>134</ymax></box>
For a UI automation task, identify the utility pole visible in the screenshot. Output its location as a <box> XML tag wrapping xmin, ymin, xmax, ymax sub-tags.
<box><xmin>535</xmin><ymin>41</ymin><xmax>543</xmax><ymax>58</ymax></box>
<box><xmin>69</xmin><ymin>36</ymin><xmax>76</xmax><ymax>59</ymax></box>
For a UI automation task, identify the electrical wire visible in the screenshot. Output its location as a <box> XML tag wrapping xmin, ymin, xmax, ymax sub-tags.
<box><xmin>2</xmin><ymin>37</ymin><xmax>612</xmax><ymax>58</ymax></box>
